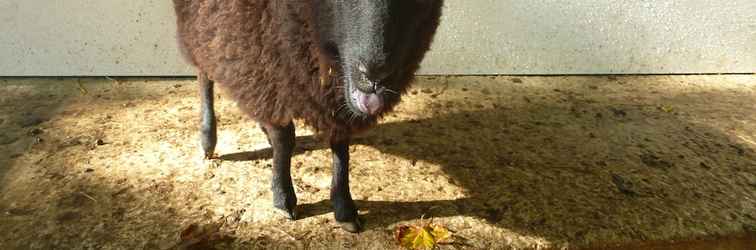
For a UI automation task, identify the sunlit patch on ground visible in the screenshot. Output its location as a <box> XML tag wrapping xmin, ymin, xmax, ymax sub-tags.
<box><xmin>1</xmin><ymin>75</ymin><xmax>755</xmax><ymax>249</ymax></box>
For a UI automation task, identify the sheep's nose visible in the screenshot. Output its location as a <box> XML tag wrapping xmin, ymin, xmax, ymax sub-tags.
<box><xmin>355</xmin><ymin>63</ymin><xmax>391</xmax><ymax>94</ymax></box>
<box><xmin>354</xmin><ymin>79</ymin><xmax>377</xmax><ymax>94</ymax></box>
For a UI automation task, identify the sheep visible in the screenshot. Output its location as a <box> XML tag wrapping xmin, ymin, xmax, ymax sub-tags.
<box><xmin>172</xmin><ymin>0</ymin><xmax>444</xmax><ymax>232</ymax></box>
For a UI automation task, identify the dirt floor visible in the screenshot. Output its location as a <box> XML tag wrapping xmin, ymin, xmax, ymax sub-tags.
<box><xmin>1</xmin><ymin>75</ymin><xmax>755</xmax><ymax>249</ymax></box>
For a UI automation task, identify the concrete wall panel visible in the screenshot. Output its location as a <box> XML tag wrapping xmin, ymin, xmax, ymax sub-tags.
<box><xmin>1</xmin><ymin>0</ymin><xmax>754</xmax><ymax>76</ymax></box>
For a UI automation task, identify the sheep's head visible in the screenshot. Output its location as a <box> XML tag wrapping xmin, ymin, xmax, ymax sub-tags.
<box><xmin>313</xmin><ymin>0</ymin><xmax>443</xmax><ymax>118</ymax></box>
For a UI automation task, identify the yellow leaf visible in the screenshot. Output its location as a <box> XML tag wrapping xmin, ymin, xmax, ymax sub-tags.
<box><xmin>395</xmin><ymin>222</ymin><xmax>453</xmax><ymax>250</ymax></box>
<box><xmin>401</xmin><ymin>225</ymin><xmax>435</xmax><ymax>250</ymax></box>
<box><xmin>430</xmin><ymin>224</ymin><xmax>451</xmax><ymax>243</ymax></box>
<box><xmin>659</xmin><ymin>105</ymin><xmax>673</xmax><ymax>112</ymax></box>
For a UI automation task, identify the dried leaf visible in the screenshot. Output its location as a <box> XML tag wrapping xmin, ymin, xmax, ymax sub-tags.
<box><xmin>659</xmin><ymin>105</ymin><xmax>674</xmax><ymax>112</ymax></box>
<box><xmin>179</xmin><ymin>223</ymin><xmax>201</xmax><ymax>241</ymax></box>
<box><xmin>430</xmin><ymin>224</ymin><xmax>451</xmax><ymax>243</ymax></box>
<box><xmin>395</xmin><ymin>220</ymin><xmax>453</xmax><ymax>250</ymax></box>
<box><xmin>394</xmin><ymin>225</ymin><xmax>410</xmax><ymax>243</ymax></box>
<box><xmin>401</xmin><ymin>225</ymin><xmax>435</xmax><ymax>250</ymax></box>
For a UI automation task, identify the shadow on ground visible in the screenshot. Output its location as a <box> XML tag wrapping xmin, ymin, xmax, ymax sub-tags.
<box><xmin>225</xmin><ymin>102</ymin><xmax>756</xmax><ymax>247</ymax></box>
<box><xmin>1</xmin><ymin>76</ymin><xmax>755</xmax><ymax>249</ymax></box>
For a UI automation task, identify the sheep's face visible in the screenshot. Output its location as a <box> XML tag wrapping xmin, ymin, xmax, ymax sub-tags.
<box><xmin>314</xmin><ymin>0</ymin><xmax>442</xmax><ymax>118</ymax></box>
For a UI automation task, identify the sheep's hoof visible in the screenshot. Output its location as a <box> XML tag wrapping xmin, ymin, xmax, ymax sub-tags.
<box><xmin>200</xmin><ymin>131</ymin><xmax>216</xmax><ymax>159</ymax></box>
<box><xmin>337</xmin><ymin>217</ymin><xmax>363</xmax><ymax>233</ymax></box>
<box><xmin>274</xmin><ymin>206</ymin><xmax>298</xmax><ymax>221</ymax></box>
<box><xmin>203</xmin><ymin>151</ymin><xmax>217</xmax><ymax>160</ymax></box>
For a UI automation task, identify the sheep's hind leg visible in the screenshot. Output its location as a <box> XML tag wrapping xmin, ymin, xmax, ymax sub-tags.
<box><xmin>198</xmin><ymin>72</ymin><xmax>217</xmax><ymax>159</ymax></box>
<box><xmin>330</xmin><ymin>138</ymin><xmax>362</xmax><ymax>233</ymax></box>
<box><xmin>261</xmin><ymin>121</ymin><xmax>298</xmax><ymax>220</ymax></box>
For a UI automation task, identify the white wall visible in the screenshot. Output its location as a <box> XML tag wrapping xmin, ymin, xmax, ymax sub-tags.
<box><xmin>1</xmin><ymin>0</ymin><xmax>754</xmax><ymax>76</ymax></box>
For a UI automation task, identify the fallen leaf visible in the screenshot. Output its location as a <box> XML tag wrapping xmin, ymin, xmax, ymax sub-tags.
<box><xmin>395</xmin><ymin>225</ymin><xmax>410</xmax><ymax>243</ymax></box>
<box><xmin>430</xmin><ymin>224</ymin><xmax>451</xmax><ymax>243</ymax></box>
<box><xmin>179</xmin><ymin>224</ymin><xmax>202</xmax><ymax>241</ymax></box>
<box><xmin>395</xmin><ymin>219</ymin><xmax>453</xmax><ymax>250</ymax></box>
<box><xmin>402</xmin><ymin>225</ymin><xmax>435</xmax><ymax>250</ymax></box>
<box><xmin>659</xmin><ymin>105</ymin><xmax>674</xmax><ymax>112</ymax></box>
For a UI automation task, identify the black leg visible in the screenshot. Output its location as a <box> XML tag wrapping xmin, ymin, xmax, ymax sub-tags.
<box><xmin>330</xmin><ymin>138</ymin><xmax>362</xmax><ymax>232</ymax></box>
<box><xmin>260</xmin><ymin>121</ymin><xmax>297</xmax><ymax>220</ymax></box>
<box><xmin>198</xmin><ymin>72</ymin><xmax>217</xmax><ymax>159</ymax></box>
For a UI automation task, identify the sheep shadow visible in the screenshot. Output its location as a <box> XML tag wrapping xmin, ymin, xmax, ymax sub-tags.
<box><xmin>219</xmin><ymin>135</ymin><xmax>321</xmax><ymax>161</ymax></box>
<box><xmin>220</xmin><ymin>90</ymin><xmax>756</xmax><ymax>244</ymax></box>
<box><xmin>357</xmin><ymin>105</ymin><xmax>755</xmax><ymax>243</ymax></box>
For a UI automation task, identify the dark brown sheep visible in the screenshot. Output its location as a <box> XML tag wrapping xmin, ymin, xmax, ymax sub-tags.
<box><xmin>173</xmin><ymin>0</ymin><xmax>444</xmax><ymax>232</ymax></box>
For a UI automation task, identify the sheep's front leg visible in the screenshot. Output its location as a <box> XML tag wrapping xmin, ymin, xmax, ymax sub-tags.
<box><xmin>331</xmin><ymin>138</ymin><xmax>362</xmax><ymax>232</ymax></box>
<box><xmin>260</xmin><ymin>121</ymin><xmax>297</xmax><ymax>220</ymax></box>
<box><xmin>198</xmin><ymin>72</ymin><xmax>217</xmax><ymax>159</ymax></box>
